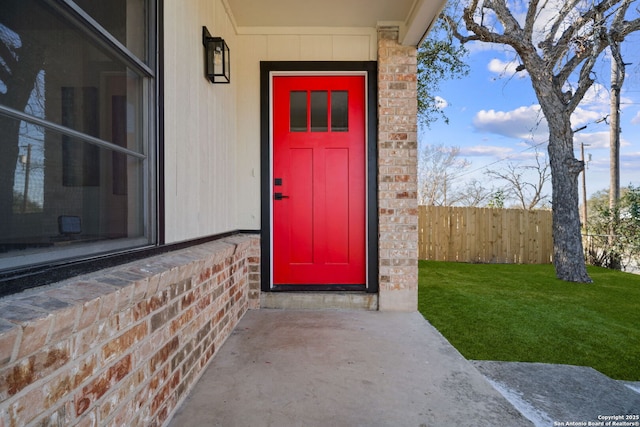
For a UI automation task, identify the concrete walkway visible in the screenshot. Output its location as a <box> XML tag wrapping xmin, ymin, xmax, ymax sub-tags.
<box><xmin>472</xmin><ymin>361</ymin><xmax>640</xmax><ymax>426</ymax></box>
<box><xmin>168</xmin><ymin>310</ymin><xmax>532</xmax><ymax>427</ymax></box>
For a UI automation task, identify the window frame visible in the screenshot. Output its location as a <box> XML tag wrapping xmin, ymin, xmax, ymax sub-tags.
<box><xmin>0</xmin><ymin>0</ymin><xmax>162</xmax><ymax>296</ymax></box>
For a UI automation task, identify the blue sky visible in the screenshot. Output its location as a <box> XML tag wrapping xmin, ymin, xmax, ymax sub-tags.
<box><xmin>420</xmin><ymin>32</ymin><xmax>640</xmax><ymax>205</ymax></box>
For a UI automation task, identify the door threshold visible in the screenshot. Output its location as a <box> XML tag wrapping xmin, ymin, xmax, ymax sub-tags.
<box><xmin>271</xmin><ymin>284</ymin><xmax>366</xmax><ymax>292</ymax></box>
<box><xmin>260</xmin><ymin>291</ymin><xmax>378</xmax><ymax>311</ymax></box>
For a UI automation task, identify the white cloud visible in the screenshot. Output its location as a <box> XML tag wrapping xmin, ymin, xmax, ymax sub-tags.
<box><xmin>473</xmin><ymin>105</ymin><xmax>547</xmax><ymax>141</ymax></box>
<box><xmin>621</xmin><ymin>152</ymin><xmax>640</xmax><ymax>172</ymax></box>
<box><xmin>578</xmin><ymin>83</ymin><xmax>610</xmax><ymax>110</ymax></box>
<box><xmin>473</xmin><ymin>103</ymin><xmax>613</xmax><ymax>145</ymax></box>
<box><xmin>434</xmin><ymin>96</ymin><xmax>448</xmax><ymax>109</ymax></box>
<box><xmin>631</xmin><ymin>111</ymin><xmax>640</xmax><ymax>125</ymax></box>
<box><xmin>460</xmin><ymin>145</ymin><xmax>514</xmax><ymax>158</ymax></box>
<box><xmin>487</xmin><ymin>58</ymin><xmax>528</xmax><ymax>79</ymax></box>
<box><xmin>573</xmin><ymin>82</ymin><xmax>633</xmax><ymax>114</ymax></box>
<box><xmin>574</xmin><ymin>131</ymin><xmax>632</xmax><ymax>150</ymax></box>
<box><xmin>573</xmin><ymin>131</ymin><xmax>610</xmax><ymax>150</ymax></box>
<box><xmin>466</xmin><ymin>40</ymin><xmax>501</xmax><ymax>54</ymax></box>
<box><xmin>571</xmin><ymin>107</ymin><xmax>603</xmax><ymax>128</ymax></box>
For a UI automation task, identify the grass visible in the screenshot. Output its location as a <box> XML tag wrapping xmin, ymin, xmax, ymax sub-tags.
<box><xmin>418</xmin><ymin>261</ymin><xmax>640</xmax><ymax>381</ymax></box>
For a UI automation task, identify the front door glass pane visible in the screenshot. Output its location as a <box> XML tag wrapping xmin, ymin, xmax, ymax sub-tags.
<box><xmin>331</xmin><ymin>91</ymin><xmax>348</xmax><ymax>132</ymax></box>
<box><xmin>290</xmin><ymin>91</ymin><xmax>307</xmax><ymax>132</ymax></box>
<box><xmin>310</xmin><ymin>91</ymin><xmax>328</xmax><ymax>132</ymax></box>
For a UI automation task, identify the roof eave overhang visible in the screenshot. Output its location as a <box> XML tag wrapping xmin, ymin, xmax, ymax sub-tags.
<box><xmin>399</xmin><ymin>0</ymin><xmax>447</xmax><ymax>47</ymax></box>
<box><xmin>222</xmin><ymin>0</ymin><xmax>447</xmax><ymax>48</ymax></box>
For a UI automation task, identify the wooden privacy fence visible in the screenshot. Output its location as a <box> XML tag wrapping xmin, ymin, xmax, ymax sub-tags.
<box><xmin>418</xmin><ymin>206</ymin><xmax>553</xmax><ymax>264</ymax></box>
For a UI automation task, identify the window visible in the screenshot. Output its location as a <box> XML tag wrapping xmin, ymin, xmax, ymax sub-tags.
<box><xmin>0</xmin><ymin>0</ymin><xmax>156</xmax><ymax>272</ymax></box>
<box><xmin>289</xmin><ymin>90</ymin><xmax>349</xmax><ymax>133</ymax></box>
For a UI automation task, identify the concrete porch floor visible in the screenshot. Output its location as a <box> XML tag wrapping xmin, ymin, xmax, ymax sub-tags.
<box><xmin>167</xmin><ymin>309</ymin><xmax>532</xmax><ymax>427</ymax></box>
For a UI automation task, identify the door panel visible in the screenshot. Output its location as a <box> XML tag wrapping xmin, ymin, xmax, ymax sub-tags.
<box><xmin>289</xmin><ymin>148</ymin><xmax>313</xmax><ymax>264</ymax></box>
<box><xmin>325</xmin><ymin>148</ymin><xmax>349</xmax><ymax>264</ymax></box>
<box><xmin>273</xmin><ymin>75</ymin><xmax>365</xmax><ymax>285</ymax></box>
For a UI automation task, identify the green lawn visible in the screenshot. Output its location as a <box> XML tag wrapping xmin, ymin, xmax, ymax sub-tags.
<box><xmin>418</xmin><ymin>261</ymin><xmax>640</xmax><ymax>381</ymax></box>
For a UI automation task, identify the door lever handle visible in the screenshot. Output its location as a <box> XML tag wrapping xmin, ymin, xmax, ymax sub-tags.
<box><xmin>274</xmin><ymin>193</ymin><xmax>289</xmax><ymax>200</ymax></box>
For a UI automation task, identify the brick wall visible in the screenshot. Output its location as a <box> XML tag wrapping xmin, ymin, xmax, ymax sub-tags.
<box><xmin>377</xmin><ymin>26</ymin><xmax>419</xmax><ymax>311</ymax></box>
<box><xmin>0</xmin><ymin>234</ymin><xmax>260</xmax><ymax>426</ymax></box>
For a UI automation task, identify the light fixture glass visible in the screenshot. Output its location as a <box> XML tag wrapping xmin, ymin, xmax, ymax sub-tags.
<box><xmin>203</xmin><ymin>26</ymin><xmax>230</xmax><ymax>84</ymax></box>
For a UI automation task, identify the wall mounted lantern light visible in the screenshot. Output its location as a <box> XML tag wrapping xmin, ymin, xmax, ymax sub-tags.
<box><xmin>202</xmin><ymin>26</ymin><xmax>230</xmax><ymax>84</ymax></box>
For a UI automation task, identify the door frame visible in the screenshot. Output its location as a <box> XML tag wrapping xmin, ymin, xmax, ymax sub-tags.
<box><xmin>260</xmin><ymin>61</ymin><xmax>378</xmax><ymax>293</ymax></box>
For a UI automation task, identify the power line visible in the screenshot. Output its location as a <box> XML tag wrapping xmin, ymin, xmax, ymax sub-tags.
<box><xmin>454</xmin><ymin>116</ymin><xmax>607</xmax><ymax>179</ymax></box>
<box><xmin>457</xmin><ymin>138</ymin><xmax>549</xmax><ymax>178</ymax></box>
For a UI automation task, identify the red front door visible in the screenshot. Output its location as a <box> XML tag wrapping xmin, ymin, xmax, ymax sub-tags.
<box><xmin>272</xmin><ymin>75</ymin><xmax>366</xmax><ymax>286</ymax></box>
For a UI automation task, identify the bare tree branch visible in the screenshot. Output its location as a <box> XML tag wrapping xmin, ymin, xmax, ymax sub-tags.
<box><xmin>485</xmin><ymin>152</ymin><xmax>550</xmax><ymax>210</ymax></box>
<box><xmin>545</xmin><ymin>0</ymin><xmax>583</xmax><ymax>54</ymax></box>
<box><xmin>524</xmin><ymin>0</ymin><xmax>541</xmax><ymax>38</ymax></box>
<box><xmin>460</xmin><ymin>2</ymin><xmax>521</xmax><ymax>46</ymax></box>
<box><xmin>0</xmin><ymin>41</ymin><xmax>16</xmax><ymax>85</ymax></box>
<box><xmin>486</xmin><ymin>0</ymin><xmax>523</xmax><ymax>38</ymax></box>
<box><xmin>418</xmin><ymin>144</ymin><xmax>470</xmax><ymax>206</ymax></box>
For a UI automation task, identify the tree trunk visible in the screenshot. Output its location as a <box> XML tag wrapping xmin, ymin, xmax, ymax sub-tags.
<box><xmin>546</xmin><ymin>112</ymin><xmax>592</xmax><ymax>283</ymax></box>
<box><xmin>0</xmin><ymin>117</ymin><xmax>21</xmax><ymax>238</ymax></box>
<box><xmin>0</xmin><ymin>3</ymin><xmax>48</xmax><ymax>239</ymax></box>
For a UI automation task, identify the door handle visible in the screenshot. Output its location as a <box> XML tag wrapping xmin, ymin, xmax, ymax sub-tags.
<box><xmin>274</xmin><ymin>193</ymin><xmax>289</xmax><ymax>200</ymax></box>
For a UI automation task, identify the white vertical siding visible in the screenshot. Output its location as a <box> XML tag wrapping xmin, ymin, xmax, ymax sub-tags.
<box><xmin>332</xmin><ymin>35</ymin><xmax>373</xmax><ymax>60</ymax></box>
<box><xmin>164</xmin><ymin>3</ymin><xmax>378</xmax><ymax>236</ymax></box>
<box><xmin>235</xmin><ymin>35</ymin><xmax>268</xmax><ymax>229</ymax></box>
<box><xmin>164</xmin><ymin>0</ymin><xmax>238</xmax><ymax>243</ymax></box>
<box><xmin>300</xmin><ymin>36</ymin><xmax>333</xmax><ymax>60</ymax></box>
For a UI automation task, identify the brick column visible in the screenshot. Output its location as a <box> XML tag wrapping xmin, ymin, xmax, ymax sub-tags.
<box><xmin>377</xmin><ymin>26</ymin><xmax>419</xmax><ymax>311</ymax></box>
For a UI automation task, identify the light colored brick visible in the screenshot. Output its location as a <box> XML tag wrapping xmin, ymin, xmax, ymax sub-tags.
<box><xmin>101</xmin><ymin>323</ymin><xmax>148</xmax><ymax>364</ymax></box>
<box><xmin>48</xmin><ymin>305</ymin><xmax>79</xmax><ymax>344</ymax></box>
<box><xmin>75</xmin><ymin>355</ymin><xmax>132</xmax><ymax>416</ymax></box>
<box><xmin>98</xmin><ymin>292</ymin><xmax>118</xmax><ymax>321</ymax></box>
<box><xmin>0</xmin><ymin>339</ymin><xmax>72</xmax><ymax>401</ymax></box>
<box><xmin>17</xmin><ymin>315</ymin><xmax>53</xmax><ymax>359</ymax></box>
<box><xmin>76</xmin><ymin>298</ymin><xmax>100</xmax><ymax>332</ymax></box>
<box><xmin>5</xmin><ymin>384</ymin><xmax>45</xmax><ymax>426</ymax></box>
<box><xmin>0</xmin><ymin>322</ymin><xmax>20</xmax><ymax>367</ymax></box>
<box><xmin>74</xmin><ymin>409</ymin><xmax>98</xmax><ymax>427</ymax></box>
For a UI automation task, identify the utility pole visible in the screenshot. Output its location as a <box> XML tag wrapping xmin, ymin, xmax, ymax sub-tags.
<box><xmin>610</xmin><ymin>56</ymin><xmax>622</xmax><ymax>212</ymax></box>
<box><xmin>21</xmin><ymin>144</ymin><xmax>32</xmax><ymax>214</ymax></box>
<box><xmin>609</xmin><ymin>52</ymin><xmax>624</xmax><ymax>269</ymax></box>
<box><xmin>581</xmin><ymin>142</ymin><xmax>589</xmax><ymax>232</ymax></box>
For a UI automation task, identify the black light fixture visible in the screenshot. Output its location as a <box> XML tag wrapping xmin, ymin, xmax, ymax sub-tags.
<box><xmin>202</xmin><ymin>26</ymin><xmax>230</xmax><ymax>84</ymax></box>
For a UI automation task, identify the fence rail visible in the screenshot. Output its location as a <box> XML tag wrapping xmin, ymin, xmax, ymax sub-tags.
<box><xmin>418</xmin><ymin>205</ymin><xmax>553</xmax><ymax>264</ymax></box>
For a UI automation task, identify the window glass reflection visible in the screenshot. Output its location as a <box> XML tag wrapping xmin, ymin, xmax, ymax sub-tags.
<box><xmin>1</xmin><ymin>117</ymin><xmax>145</xmax><ymax>261</ymax></box>
<box><xmin>0</xmin><ymin>0</ymin><xmax>144</xmax><ymax>151</ymax></box>
<box><xmin>0</xmin><ymin>0</ymin><xmax>152</xmax><ymax>271</ymax></box>
<box><xmin>71</xmin><ymin>0</ymin><xmax>148</xmax><ymax>61</ymax></box>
